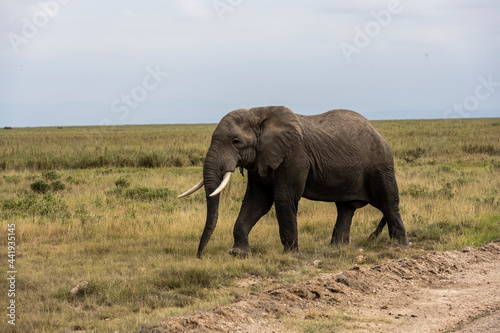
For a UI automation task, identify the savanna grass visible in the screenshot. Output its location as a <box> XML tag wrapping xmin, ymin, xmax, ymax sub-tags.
<box><xmin>0</xmin><ymin>124</ymin><xmax>212</xmax><ymax>171</ymax></box>
<box><xmin>0</xmin><ymin>117</ymin><xmax>499</xmax><ymax>332</ymax></box>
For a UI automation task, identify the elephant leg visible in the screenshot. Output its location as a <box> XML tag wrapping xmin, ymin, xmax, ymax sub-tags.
<box><xmin>331</xmin><ymin>202</ymin><xmax>356</xmax><ymax>245</ymax></box>
<box><xmin>367</xmin><ymin>172</ymin><xmax>409</xmax><ymax>246</ymax></box>
<box><xmin>274</xmin><ymin>198</ymin><xmax>300</xmax><ymax>253</ymax></box>
<box><xmin>383</xmin><ymin>210</ymin><xmax>409</xmax><ymax>246</ymax></box>
<box><xmin>230</xmin><ymin>175</ymin><xmax>274</xmax><ymax>256</ymax></box>
<box><xmin>272</xmin><ymin>165</ymin><xmax>308</xmax><ymax>253</ymax></box>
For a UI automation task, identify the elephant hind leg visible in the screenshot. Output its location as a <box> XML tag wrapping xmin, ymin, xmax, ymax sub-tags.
<box><xmin>383</xmin><ymin>211</ymin><xmax>409</xmax><ymax>246</ymax></box>
<box><xmin>366</xmin><ymin>173</ymin><xmax>409</xmax><ymax>246</ymax></box>
<box><xmin>368</xmin><ymin>217</ymin><xmax>386</xmax><ymax>241</ymax></box>
<box><xmin>331</xmin><ymin>202</ymin><xmax>356</xmax><ymax>245</ymax></box>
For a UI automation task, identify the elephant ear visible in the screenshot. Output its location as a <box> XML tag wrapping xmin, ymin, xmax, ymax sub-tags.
<box><xmin>253</xmin><ymin>106</ymin><xmax>303</xmax><ymax>177</ymax></box>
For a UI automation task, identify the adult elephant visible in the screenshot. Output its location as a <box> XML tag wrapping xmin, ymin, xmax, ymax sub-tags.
<box><xmin>179</xmin><ymin>106</ymin><xmax>409</xmax><ymax>258</ymax></box>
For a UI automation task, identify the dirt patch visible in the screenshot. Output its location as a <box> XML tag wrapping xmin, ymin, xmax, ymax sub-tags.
<box><xmin>138</xmin><ymin>240</ymin><xmax>500</xmax><ymax>333</ymax></box>
<box><xmin>452</xmin><ymin>309</ymin><xmax>500</xmax><ymax>333</ymax></box>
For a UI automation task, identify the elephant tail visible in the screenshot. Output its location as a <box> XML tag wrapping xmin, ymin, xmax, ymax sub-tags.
<box><xmin>368</xmin><ymin>217</ymin><xmax>386</xmax><ymax>241</ymax></box>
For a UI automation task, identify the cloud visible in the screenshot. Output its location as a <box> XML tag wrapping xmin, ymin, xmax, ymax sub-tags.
<box><xmin>0</xmin><ymin>0</ymin><xmax>499</xmax><ymax>125</ymax></box>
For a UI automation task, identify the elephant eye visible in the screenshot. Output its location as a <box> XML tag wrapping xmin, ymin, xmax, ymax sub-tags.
<box><xmin>233</xmin><ymin>139</ymin><xmax>241</xmax><ymax>145</ymax></box>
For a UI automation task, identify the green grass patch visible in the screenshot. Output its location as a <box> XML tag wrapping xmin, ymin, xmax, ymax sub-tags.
<box><xmin>1</xmin><ymin>193</ymin><xmax>69</xmax><ymax>220</ymax></box>
<box><xmin>111</xmin><ymin>186</ymin><xmax>176</xmax><ymax>201</ymax></box>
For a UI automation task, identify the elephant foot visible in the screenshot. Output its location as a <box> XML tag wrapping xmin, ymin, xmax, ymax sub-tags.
<box><xmin>331</xmin><ymin>227</ymin><xmax>351</xmax><ymax>245</ymax></box>
<box><xmin>396</xmin><ymin>235</ymin><xmax>410</xmax><ymax>246</ymax></box>
<box><xmin>330</xmin><ymin>234</ymin><xmax>350</xmax><ymax>245</ymax></box>
<box><xmin>388</xmin><ymin>228</ymin><xmax>410</xmax><ymax>246</ymax></box>
<box><xmin>330</xmin><ymin>234</ymin><xmax>350</xmax><ymax>246</ymax></box>
<box><xmin>229</xmin><ymin>246</ymin><xmax>251</xmax><ymax>257</ymax></box>
<box><xmin>330</xmin><ymin>240</ymin><xmax>349</xmax><ymax>248</ymax></box>
<box><xmin>283</xmin><ymin>243</ymin><xmax>299</xmax><ymax>254</ymax></box>
<box><xmin>282</xmin><ymin>247</ymin><xmax>302</xmax><ymax>258</ymax></box>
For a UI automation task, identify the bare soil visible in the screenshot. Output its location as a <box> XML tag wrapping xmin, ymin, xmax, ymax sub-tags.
<box><xmin>138</xmin><ymin>240</ymin><xmax>500</xmax><ymax>333</ymax></box>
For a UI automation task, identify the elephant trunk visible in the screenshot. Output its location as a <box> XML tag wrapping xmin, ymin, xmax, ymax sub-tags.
<box><xmin>196</xmin><ymin>148</ymin><xmax>236</xmax><ymax>258</ymax></box>
<box><xmin>196</xmin><ymin>193</ymin><xmax>220</xmax><ymax>258</ymax></box>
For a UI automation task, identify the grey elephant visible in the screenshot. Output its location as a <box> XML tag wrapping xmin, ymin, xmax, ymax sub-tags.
<box><xmin>179</xmin><ymin>106</ymin><xmax>409</xmax><ymax>258</ymax></box>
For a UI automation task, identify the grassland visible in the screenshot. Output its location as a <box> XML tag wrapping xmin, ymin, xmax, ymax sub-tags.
<box><xmin>0</xmin><ymin>117</ymin><xmax>499</xmax><ymax>332</ymax></box>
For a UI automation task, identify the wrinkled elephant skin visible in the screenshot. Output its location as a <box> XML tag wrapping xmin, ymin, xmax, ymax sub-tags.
<box><xmin>180</xmin><ymin>106</ymin><xmax>409</xmax><ymax>258</ymax></box>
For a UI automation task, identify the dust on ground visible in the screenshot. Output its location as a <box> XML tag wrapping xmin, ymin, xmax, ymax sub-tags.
<box><xmin>138</xmin><ymin>240</ymin><xmax>500</xmax><ymax>333</ymax></box>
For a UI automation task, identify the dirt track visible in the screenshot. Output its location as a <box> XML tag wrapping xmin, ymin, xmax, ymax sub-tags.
<box><xmin>139</xmin><ymin>240</ymin><xmax>500</xmax><ymax>333</ymax></box>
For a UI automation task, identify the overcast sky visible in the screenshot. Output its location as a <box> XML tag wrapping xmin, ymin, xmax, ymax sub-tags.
<box><xmin>1</xmin><ymin>0</ymin><xmax>499</xmax><ymax>126</ymax></box>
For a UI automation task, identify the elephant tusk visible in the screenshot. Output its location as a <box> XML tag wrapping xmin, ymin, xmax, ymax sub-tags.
<box><xmin>209</xmin><ymin>172</ymin><xmax>232</xmax><ymax>197</ymax></box>
<box><xmin>178</xmin><ymin>179</ymin><xmax>204</xmax><ymax>198</ymax></box>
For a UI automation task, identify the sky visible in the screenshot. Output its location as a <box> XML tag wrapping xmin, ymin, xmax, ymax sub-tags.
<box><xmin>1</xmin><ymin>0</ymin><xmax>499</xmax><ymax>127</ymax></box>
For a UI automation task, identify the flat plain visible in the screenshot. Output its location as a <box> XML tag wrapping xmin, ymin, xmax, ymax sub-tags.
<box><xmin>0</xmin><ymin>117</ymin><xmax>499</xmax><ymax>332</ymax></box>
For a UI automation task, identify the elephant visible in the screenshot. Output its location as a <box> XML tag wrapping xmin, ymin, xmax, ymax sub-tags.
<box><xmin>179</xmin><ymin>106</ymin><xmax>409</xmax><ymax>258</ymax></box>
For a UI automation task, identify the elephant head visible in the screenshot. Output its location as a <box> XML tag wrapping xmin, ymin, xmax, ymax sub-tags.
<box><xmin>179</xmin><ymin>106</ymin><xmax>303</xmax><ymax>258</ymax></box>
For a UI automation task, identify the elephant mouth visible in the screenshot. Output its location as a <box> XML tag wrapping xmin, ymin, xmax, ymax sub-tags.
<box><xmin>236</xmin><ymin>161</ymin><xmax>255</xmax><ymax>175</ymax></box>
<box><xmin>236</xmin><ymin>153</ymin><xmax>256</xmax><ymax>172</ymax></box>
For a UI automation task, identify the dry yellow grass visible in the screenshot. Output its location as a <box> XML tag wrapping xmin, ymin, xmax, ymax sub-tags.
<box><xmin>0</xmin><ymin>118</ymin><xmax>499</xmax><ymax>332</ymax></box>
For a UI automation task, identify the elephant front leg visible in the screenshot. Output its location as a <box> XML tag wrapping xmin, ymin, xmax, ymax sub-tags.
<box><xmin>331</xmin><ymin>202</ymin><xmax>356</xmax><ymax>245</ymax></box>
<box><xmin>230</xmin><ymin>177</ymin><xmax>273</xmax><ymax>256</ymax></box>
<box><xmin>274</xmin><ymin>198</ymin><xmax>300</xmax><ymax>253</ymax></box>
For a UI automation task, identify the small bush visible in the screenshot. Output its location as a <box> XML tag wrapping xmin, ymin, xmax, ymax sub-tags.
<box><xmin>2</xmin><ymin>198</ymin><xmax>17</xmax><ymax>212</ymax></box>
<box><xmin>17</xmin><ymin>194</ymin><xmax>38</xmax><ymax>212</ymax></box>
<box><xmin>31</xmin><ymin>180</ymin><xmax>50</xmax><ymax>194</ymax></box>
<box><xmin>3</xmin><ymin>175</ymin><xmax>22</xmax><ymax>184</ymax></box>
<box><xmin>66</xmin><ymin>176</ymin><xmax>85</xmax><ymax>185</ymax></box>
<box><xmin>51</xmin><ymin>180</ymin><xmax>66</xmax><ymax>191</ymax></box>
<box><xmin>37</xmin><ymin>194</ymin><xmax>60</xmax><ymax>216</ymax></box>
<box><xmin>43</xmin><ymin>170</ymin><xmax>61</xmax><ymax>180</ymax></box>
<box><xmin>2</xmin><ymin>193</ymin><xmax>69</xmax><ymax>219</ymax></box>
<box><xmin>115</xmin><ymin>177</ymin><xmax>130</xmax><ymax>188</ymax></box>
